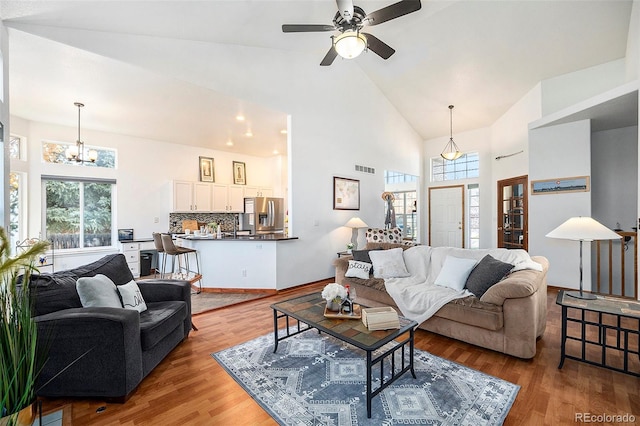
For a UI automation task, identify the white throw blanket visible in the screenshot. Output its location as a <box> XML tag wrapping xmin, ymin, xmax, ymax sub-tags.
<box><xmin>384</xmin><ymin>246</ymin><xmax>540</xmax><ymax>325</ymax></box>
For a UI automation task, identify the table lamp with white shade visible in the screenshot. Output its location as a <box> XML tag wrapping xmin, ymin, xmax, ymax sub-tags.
<box><xmin>344</xmin><ymin>217</ymin><xmax>368</xmax><ymax>250</ymax></box>
<box><xmin>545</xmin><ymin>216</ymin><xmax>621</xmax><ymax>299</ymax></box>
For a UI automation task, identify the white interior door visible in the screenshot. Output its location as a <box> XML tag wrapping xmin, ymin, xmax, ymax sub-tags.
<box><xmin>429</xmin><ymin>185</ymin><xmax>464</xmax><ymax>247</ymax></box>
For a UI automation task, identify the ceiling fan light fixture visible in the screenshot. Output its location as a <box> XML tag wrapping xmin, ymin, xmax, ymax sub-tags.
<box><xmin>440</xmin><ymin>105</ymin><xmax>463</xmax><ymax>161</ymax></box>
<box><xmin>334</xmin><ymin>30</ymin><xmax>367</xmax><ymax>59</ymax></box>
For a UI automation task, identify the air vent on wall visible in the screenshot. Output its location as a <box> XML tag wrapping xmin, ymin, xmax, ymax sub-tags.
<box><xmin>355</xmin><ymin>165</ymin><xmax>376</xmax><ymax>174</ymax></box>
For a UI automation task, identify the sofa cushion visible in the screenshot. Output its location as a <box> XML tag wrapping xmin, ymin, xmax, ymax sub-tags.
<box><xmin>434</xmin><ymin>256</ymin><xmax>478</xmax><ymax>291</ymax></box>
<box><xmin>352</xmin><ymin>248</ymin><xmax>382</xmax><ymax>264</ymax></box>
<box><xmin>76</xmin><ymin>274</ymin><xmax>123</xmax><ymax>308</ymax></box>
<box><xmin>465</xmin><ymin>255</ymin><xmax>513</xmax><ymax>298</ymax></box>
<box><xmin>345</xmin><ymin>260</ymin><xmax>372</xmax><ymax>279</ymax></box>
<box><xmin>433</xmin><ymin>296</ymin><xmax>504</xmax><ymax>331</ymax></box>
<box><xmin>139</xmin><ymin>301</ymin><xmax>187</xmax><ymax>350</ymax></box>
<box><xmin>28</xmin><ymin>272</ymin><xmax>82</xmax><ymax>316</ymax></box>
<box><xmin>369</xmin><ymin>248</ymin><xmax>410</xmax><ymax>279</ymax></box>
<box><xmin>71</xmin><ymin>253</ymin><xmax>135</xmax><ymax>286</ymax></box>
<box><xmin>118</xmin><ymin>280</ymin><xmax>148</xmax><ymax>313</ymax></box>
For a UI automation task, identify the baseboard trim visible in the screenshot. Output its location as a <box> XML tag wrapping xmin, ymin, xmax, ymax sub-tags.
<box><xmin>194</xmin><ymin>277</ymin><xmax>335</xmax><ymax>295</ymax></box>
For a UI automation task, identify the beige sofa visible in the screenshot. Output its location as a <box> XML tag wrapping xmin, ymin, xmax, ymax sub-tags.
<box><xmin>334</xmin><ymin>243</ymin><xmax>549</xmax><ymax>359</ymax></box>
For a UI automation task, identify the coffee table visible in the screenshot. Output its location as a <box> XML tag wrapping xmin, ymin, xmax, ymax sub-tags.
<box><xmin>271</xmin><ymin>293</ymin><xmax>418</xmax><ymax>418</ymax></box>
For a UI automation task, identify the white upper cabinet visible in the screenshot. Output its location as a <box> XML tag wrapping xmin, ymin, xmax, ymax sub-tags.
<box><xmin>212</xmin><ymin>184</ymin><xmax>244</xmax><ymax>212</ymax></box>
<box><xmin>173</xmin><ymin>180</ymin><xmax>212</xmax><ymax>212</ymax></box>
<box><xmin>244</xmin><ymin>186</ymin><xmax>273</xmax><ymax>198</ymax></box>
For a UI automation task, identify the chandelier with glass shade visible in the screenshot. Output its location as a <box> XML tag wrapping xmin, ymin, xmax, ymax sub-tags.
<box><xmin>66</xmin><ymin>102</ymin><xmax>98</xmax><ymax>164</ymax></box>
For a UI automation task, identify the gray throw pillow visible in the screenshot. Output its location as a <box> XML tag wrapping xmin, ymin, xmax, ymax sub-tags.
<box><xmin>76</xmin><ymin>274</ymin><xmax>123</xmax><ymax>308</ymax></box>
<box><xmin>465</xmin><ymin>255</ymin><xmax>513</xmax><ymax>298</ymax></box>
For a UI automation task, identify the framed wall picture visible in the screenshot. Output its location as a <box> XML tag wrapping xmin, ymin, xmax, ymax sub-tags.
<box><xmin>199</xmin><ymin>156</ymin><xmax>214</xmax><ymax>182</ymax></box>
<box><xmin>333</xmin><ymin>177</ymin><xmax>360</xmax><ymax>210</ymax></box>
<box><xmin>233</xmin><ymin>161</ymin><xmax>246</xmax><ymax>185</ymax></box>
<box><xmin>531</xmin><ymin>176</ymin><xmax>590</xmax><ymax>195</ymax></box>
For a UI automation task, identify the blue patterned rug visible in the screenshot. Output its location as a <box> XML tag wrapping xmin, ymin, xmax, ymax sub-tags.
<box><xmin>212</xmin><ymin>330</ymin><xmax>519</xmax><ymax>425</ymax></box>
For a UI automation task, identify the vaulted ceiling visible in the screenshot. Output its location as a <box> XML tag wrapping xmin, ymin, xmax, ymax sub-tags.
<box><xmin>1</xmin><ymin>1</ymin><xmax>633</xmax><ymax>157</ymax></box>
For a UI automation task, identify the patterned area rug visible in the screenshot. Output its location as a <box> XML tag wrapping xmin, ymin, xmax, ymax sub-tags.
<box><xmin>212</xmin><ymin>330</ymin><xmax>519</xmax><ymax>425</ymax></box>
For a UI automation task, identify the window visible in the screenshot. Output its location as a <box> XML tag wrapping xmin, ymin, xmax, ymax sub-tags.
<box><xmin>9</xmin><ymin>172</ymin><xmax>22</xmax><ymax>250</ymax></box>
<box><xmin>468</xmin><ymin>184</ymin><xmax>480</xmax><ymax>249</ymax></box>
<box><xmin>384</xmin><ymin>170</ymin><xmax>418</xmax><ymax>184</ymax></box>
<box><xmin>43</xmin><ymin>176</ymin><xmax>115</xmax><ymax>250</ymax></box>
<box><xmin>10</xmin><ymin>134</ymin><xmax>24</xmax><ymax>160</ymax></box>
<box><xmin>391</xmin><ymin>191</ymin><xmax>418</xmax><ymax>241</ymax></box>
<box><xmin>431</xmin><ymin>152</ymin><xmax>479</xmax><ymax>182</ymax></box>
<box><xmin>42</xmin><ymin>141</ymin><xmax>116</xmax><ymax>168</ymax></box>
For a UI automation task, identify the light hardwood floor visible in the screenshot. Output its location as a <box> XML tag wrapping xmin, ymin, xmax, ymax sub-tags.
<box><xmin>40</xmin><ymin>282</ymin><xmax>639</xmax><ymax>425</ymax></box>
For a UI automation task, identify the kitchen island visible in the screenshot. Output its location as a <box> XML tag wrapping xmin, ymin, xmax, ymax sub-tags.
<box><xmin>178</xmin><ymin>234</ymin><xmax>300</xmax><ymax>290</ymax></box>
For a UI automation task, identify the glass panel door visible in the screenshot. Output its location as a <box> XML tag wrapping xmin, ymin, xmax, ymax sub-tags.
<box><xmin>497</xmin><ymin>176</ymin><xmax>528</xmax><ymax>251</ymax></box>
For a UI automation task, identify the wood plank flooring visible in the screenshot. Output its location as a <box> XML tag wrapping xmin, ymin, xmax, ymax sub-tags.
<box><xmin>40</xmin><ymin>282</ymin><xmax>640</xmax><ymax>425</ymax></box>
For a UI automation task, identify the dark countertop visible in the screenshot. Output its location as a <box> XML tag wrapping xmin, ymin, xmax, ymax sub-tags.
<box><xmin>181</xmin><ymin>234</ymin><xmax>298</xmax><ymax>241</ymax></box>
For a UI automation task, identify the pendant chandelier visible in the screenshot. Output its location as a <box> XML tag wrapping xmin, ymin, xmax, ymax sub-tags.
<box><xmin>441</xmin><ymin>105</ymin><xmax>462</xmax><ymax>161</ymax></box>
<box><xmin>66</xmin><ymin>102</ymin><xmax>98</xmax><ymax>163</ymax></box>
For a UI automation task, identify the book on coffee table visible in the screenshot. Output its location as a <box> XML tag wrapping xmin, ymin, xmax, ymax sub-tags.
<box><xmin>362</xmin><ymin>306</ymin><xmax>400</xmax><ymax>331</ymax></box>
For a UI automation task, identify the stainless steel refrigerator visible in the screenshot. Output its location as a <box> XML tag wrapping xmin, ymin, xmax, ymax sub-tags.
<box><xmin>242</xmin><ymin>197</ymin><xmax>284</xmax><ymax>234</ymax></box>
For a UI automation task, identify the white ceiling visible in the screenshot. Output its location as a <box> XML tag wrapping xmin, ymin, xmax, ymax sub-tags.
<box><xmin>1</xmin><ymin>1</ymin><xmax>634</xmax><ymax>157</ymax></box>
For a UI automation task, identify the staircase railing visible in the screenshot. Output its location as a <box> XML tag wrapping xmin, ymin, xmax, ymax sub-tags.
<box><xmin>595</xmin><ymin>231</ymin><xmax>637</xmax><ymax>299</ymax></box>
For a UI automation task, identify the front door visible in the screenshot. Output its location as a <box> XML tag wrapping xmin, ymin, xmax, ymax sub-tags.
<box><xmin>497</xmin><ymin>175</ymin><xmax>528</xmax><ymax>251</ymax></box>
<box><xmin>429</xmin><ymin>185</ymin><xmax>464</xmax><ymax>247</ymax></box>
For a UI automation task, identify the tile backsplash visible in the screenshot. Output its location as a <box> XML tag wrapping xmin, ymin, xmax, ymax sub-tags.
<box><xmin>169</xmin><ymin>213</ymin><xmax>239</xmax><ymax>234</ymax></box>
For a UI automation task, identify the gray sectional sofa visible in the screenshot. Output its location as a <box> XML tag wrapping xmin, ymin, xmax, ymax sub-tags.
<box><xmin>24</xmin><ymin>253</ymin><xmax>192</xmax><ymax>401</ymax></box>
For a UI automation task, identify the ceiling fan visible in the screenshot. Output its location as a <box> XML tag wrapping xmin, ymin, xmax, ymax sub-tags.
<box><xmin>282</xmin><ymin>0</ymin><xmax>422</xmax><ymax>66</ymax></box>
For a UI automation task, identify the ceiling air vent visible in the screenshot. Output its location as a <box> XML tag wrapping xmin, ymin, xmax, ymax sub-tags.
<box><xmin>355</xmin><ymin>165</ymin><xmax>375</xmax><ymax>174</ymax></box>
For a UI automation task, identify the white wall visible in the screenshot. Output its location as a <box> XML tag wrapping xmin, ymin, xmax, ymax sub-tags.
<box><xmin>529</xmin><ymin>120</ymin><xmax>592</xmax><ymax>289</ymax></box>
<box><xmin>0</xmin><ymin>22</ymin><xmax>8</xmax><ymax>231</ymax></box>
<box><xmin>626</xmin><ymin>0</ymin><xmax>639</xmax><ymax>81</ymax></box>
<box><xmin>541</xmin><ymin>59</ymin><xmax>627</xmax><ymax>116</ymax></box>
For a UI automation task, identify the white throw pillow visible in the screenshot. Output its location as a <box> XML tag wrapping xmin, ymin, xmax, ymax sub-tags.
<box><xmin>345</xmin><ymin>260</ymin><xmax>372</xmax><ymax>279</ymax></box>
<box><xmin>76</xmin><ymin>274</ymin><xmax>123</xmax><ymax>308</ymax></box>
<box><xmin>434</xmin><ymin>256</ymin><xmax>478</xmax><ymax>291</ymax></box>
<box><xmin>369</xmin><ymin>248</ymin><xmax>410</xmax><ymax>279</ymax></box>
<box><xmin>117</xmin><ymin>280</ymin><xmax>148</xmax><ymax>313</ymax></box>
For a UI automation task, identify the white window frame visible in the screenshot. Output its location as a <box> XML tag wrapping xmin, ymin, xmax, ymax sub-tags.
<box><xmin>431</xmin><ymin>152</ymin><xmax>479</xmax><ymax>182</ymax></box>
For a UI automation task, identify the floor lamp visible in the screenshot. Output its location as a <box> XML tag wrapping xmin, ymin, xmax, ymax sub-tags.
<box><xmin>546</xmin><ymin>216</ymin><xmax>621</xmax><ymax>299</ymax></box>
<box><xmin>345</xmin><ymin>217</ymin><xmax>368</xmax><ymax>251</ymax></box>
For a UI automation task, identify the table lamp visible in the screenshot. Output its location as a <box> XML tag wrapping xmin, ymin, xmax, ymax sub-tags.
<box><xmin>344</xmin><ymin>217</ymin><xmax>368</xmax><ymax>250</ymax></box>
<box><xmin>546</xmin><ymin>216</ymin><xmax>621</xmax><ymax>299</ymax></box>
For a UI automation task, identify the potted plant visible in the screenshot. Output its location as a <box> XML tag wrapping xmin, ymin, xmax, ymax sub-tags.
<box><xmin>0</xmin><ymin>228</ymin><xmax>49</xmax><ymax>425</ymax></box>
<box><xmin>321</xmin><ymin>283</ymin><xmax>347</xmax><ymax>312</ymax></box>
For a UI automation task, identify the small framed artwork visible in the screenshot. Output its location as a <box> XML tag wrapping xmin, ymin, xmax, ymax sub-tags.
<box><xmin>531</xmin><ymin>176</ymin><xmax>590</xmax><ymax>195</ymax></box>
<box><xmin>233</xmin><ymin>161</ymin><xmax>246</xmax><ymax>185</ymax></box>
<box><xmin>199</xmin><ymin>156</ymin><xmax>214</xmax><ymax>182</ymax></box>
<box><xmin>333</xmin><ymin>177</ymin><xmax>360</xmax><ymax>210</ymax></box>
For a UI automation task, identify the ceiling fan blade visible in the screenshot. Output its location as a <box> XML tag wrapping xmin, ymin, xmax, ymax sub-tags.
<box><xmin>337</xmin><ymin>0</ymin><xmax>355</xmax><ymax>22</ymax></box>
<box><xmin>365</xmin><ymin>0</ymin><xmax>421</xmax><ymax>26</ymax></box>
<box><xmin>320</xmin><ymin>47</ymin><xmax>338</xmax><ymax>66</ymax></box>
<box><xmin>362</xmin><ymin>33</ymin><xmax>395</xmax><ymax>59</ymax></box>
<box><xmin>282</xmin><ymin>24</ymin><xmax>336</xmax><ymax>33</ymax></box>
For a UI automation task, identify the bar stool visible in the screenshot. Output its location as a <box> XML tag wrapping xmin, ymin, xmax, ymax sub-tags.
<box><xmin>152</xmin><ymin>233</ymin><xmax>166</xmax><ymax>278</ymax></box>
<box><xmin>160</xmin><ymin>234</ymin><xmax>201</xmax><ymax>294</ymax></box>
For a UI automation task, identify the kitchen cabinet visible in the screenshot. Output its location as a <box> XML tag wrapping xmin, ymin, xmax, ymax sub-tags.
<box><xmin>244</xmin><ymin>186</ymin><xmax>273</xmax><ymax>197</ymax></box>
<box><xmin>213</xmin><ymin>184</ymin><xmax>245</xmax><ymax>212</ymax></box>
<box><xmin>173</xmin><ymin>180</ymin><xmax>212</xmax><ymax>212</ymax></box>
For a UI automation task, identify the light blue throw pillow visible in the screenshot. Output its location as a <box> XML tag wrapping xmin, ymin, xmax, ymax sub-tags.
<box><xmin>76</xmin><ymin>274</ymin><xmax>123</xmax><ymax>308</ymax></box>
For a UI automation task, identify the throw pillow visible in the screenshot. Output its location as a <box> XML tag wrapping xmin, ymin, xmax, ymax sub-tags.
<box><xmin>117</xmin><ymin>280</ymin><xmax>148</xmax><ymax>313</ymax></box>
<box><xmin>344</xmin><ymin>260</ymin><xmax>372</xmax><ymax>279</ymax></box>
<box><xmin>434</xmin><ymin>256</ymin><xmax>478</xmax><ymax>291</ymax></box>
<box><xmin>465</xmin><ymin>254</ymin><xmax>514</xmax><ymax>298</ymax></box>
<box><xmin>368</xmin><ymin>247</ymin><xmax>410</xmax><ymax>279</ymax></box>
<box><xmin>352</xmin><ymin>248</ymin><xmax>382</xmax><ymax>264</ymax></box>
<box><xmin>76</xmin><ymin>274</ymin><xmax>123</xmax><ymax>308</ymax></box>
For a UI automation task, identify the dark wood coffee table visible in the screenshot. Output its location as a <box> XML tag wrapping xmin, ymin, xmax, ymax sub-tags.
<box><xmin>271</xmin><ymin>293</ymin><xmax>417</xmax><ymax>418</ymax></box>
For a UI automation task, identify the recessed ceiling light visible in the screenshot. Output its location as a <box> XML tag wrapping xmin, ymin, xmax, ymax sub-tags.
<box><xmin>245</xmin><ymin>130</ymin><xmax>253</xmax><ymax>137</ymax></box>
<box><xmin>273</xmin><ymin>150</ymin><xmax>279</xmax><ymax>155</ymax></box>
<box><xmin>236</xmin><ymin>115</ymin><xmax>245</xmax><ymax>122</ymax></box>
<box><xmin>280</xmin><ymin>129</ymin><xmax>288</xmax><ymax>134</ymax></box>
<box><xmin>226</xmin><ymin>140</ymin><xmax>234</xmax><ymax>146</ymax></box>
